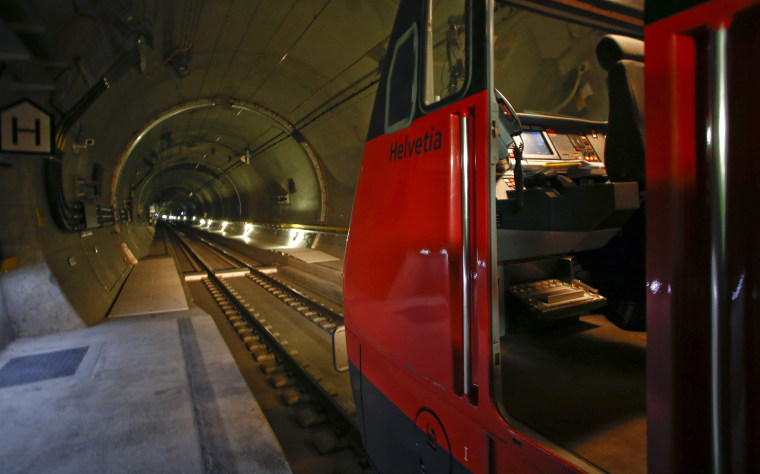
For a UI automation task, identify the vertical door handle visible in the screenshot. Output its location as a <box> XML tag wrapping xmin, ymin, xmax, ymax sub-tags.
<box><xmin>460</xmin><ymin>114</ymin><xmax>471</xmax><ymax>396</ymax></box>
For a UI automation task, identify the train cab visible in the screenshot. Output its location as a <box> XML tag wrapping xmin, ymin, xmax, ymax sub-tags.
<box><xmin>343</xmin><ymin>0</ymin><xmax>759</xmax><ymax>472</ymax></box>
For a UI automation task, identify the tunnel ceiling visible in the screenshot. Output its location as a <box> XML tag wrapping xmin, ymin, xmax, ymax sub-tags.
<box><xmin>0</xmin><ymin>0</ymin><xmax>397</xmax><ymax>227</ymax></box>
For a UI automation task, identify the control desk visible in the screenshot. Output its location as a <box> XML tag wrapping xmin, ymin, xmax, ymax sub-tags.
<box><xmin>494</xmin><ymin>114</ymin><xmax>639</xmax><ymax>262</ymax></box>
<box><xmin>495</xmin><ymin>114</ymin><xmax>608</xmax><ymax>199</ymax></box>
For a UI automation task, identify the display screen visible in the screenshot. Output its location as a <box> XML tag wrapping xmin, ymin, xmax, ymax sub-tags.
<box><xmin>522</xmin><ymin>130</ymin><xmax>554</xmax><ymax>155</ymax></box>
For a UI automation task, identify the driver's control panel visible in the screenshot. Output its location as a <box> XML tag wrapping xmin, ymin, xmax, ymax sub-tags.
<box><xmin>496</xmin><ymin>124</ymin><xmax>606</xmax><ymax>198</ymax></box>
<box><xmin>493</xmin><ymin>113</ymin><xmax>639</xmax><ymax>260</ymax></box>
<box><xmin>554</xmin><ymin>132</ymin><xmax>602</xmax><ymax>162</ymax></box>
<box><xmin>499</xmin><ymin>126</ymin><xmax>603</xmax><ymax>163</ymax></box>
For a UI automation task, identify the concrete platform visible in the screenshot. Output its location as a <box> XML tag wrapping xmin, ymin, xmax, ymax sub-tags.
<box><xmin>277</xmin><ymin>248</ymin><xmax>339</xmax><ymax>264</ymax></box>
<box><xmin>109</xmin><ymin>256</ymin><xmax>189</xmax><ymax>318</ymax></box>
<box><xmin>0</xmin><ymin>307</ymin><xmax>292</xmax><ymax>473</ymax></box>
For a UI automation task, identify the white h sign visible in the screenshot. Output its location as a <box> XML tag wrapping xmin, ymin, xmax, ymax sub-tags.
<box><xmin>1</xmin><ymin>100</ymin><xmax>53</xmax><ymax>155</ymax></box>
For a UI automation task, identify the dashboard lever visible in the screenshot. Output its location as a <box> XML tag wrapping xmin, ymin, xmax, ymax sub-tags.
<box><xmin>513</xmin><ymin>135</ymin><xmax>525</xmax><ymax>210</ymax></box>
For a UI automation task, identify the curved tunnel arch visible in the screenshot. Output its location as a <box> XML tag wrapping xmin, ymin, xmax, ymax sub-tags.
<box><xmin>229</xmin><ymin>99</ymin><xmax>329</xmax><ymax>222</ymax></box>
<box><xmin>136</xmin><ymin>161</ymin><xmax>243</xmax><ymax>218</ymax></box>
<box><xmin>111</xmin><ymin>98</ymin><xmax>329</xmax><ymax>226</ymax></box>
<box><xmin>150</xmin><ymin>186</ymin><xmax>204</xmax><ymax>217</ymax></box>
<box><xmin>138</xmin><ymin>162</ymin><xmax>240</xmax><ymax>207</ymax></box>
<box><xmin>110</xmin><ymin>99</ymin><xmax>217</xmax><ymax>204</ymax></box>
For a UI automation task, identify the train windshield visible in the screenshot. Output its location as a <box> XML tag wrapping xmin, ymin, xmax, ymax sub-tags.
<box><xmin>492</xmin><ymin>3</ymin><xmax>612</xmax><ymax>121</ymax></box>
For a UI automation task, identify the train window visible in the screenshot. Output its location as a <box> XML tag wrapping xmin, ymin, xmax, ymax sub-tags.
<box><xmin>492</xmin><ymin>2</ymin><xmax>610</xmax><ymax>121</ymax></box>
<box><xmin>422</xmin><ymin>0</ymin><xmax>467</xmax><ymax>105</ymax></box>
<box><xmin>385</xmin><ymin>24</ymin><xmax>419</xmax><ymax>133</ymax></box>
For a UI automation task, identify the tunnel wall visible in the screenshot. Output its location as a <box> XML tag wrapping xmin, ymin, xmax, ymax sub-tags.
<box><xmin>0</xmin><ymin>156</ymin><xmax>85</xmax><ymax>345</ymax></box>
<box><xmin>304</xmin><ymin>89</ymin><xmax>376</xmax><ymax>226</ymax></box>
<box><xmin>0</xmin><ymin>288</ymin><xmax>12</xmax><ymax>350</ymax></box>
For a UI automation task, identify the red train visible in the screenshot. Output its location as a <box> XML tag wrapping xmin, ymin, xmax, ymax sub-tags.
<box><xmin>342</xmin><ymin>0</ymin><xmax>759</xmax><ymax>471</ymax></box>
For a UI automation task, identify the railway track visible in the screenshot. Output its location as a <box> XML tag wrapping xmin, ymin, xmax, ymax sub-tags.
<box><xmin>164</xmin><ymin>226</ymin><xmax>367</xmax><ymax>473</ymax></box>
<box><xmin>191</xmin><ymin>234</ymin><xmax>345</xmax><ymax>328</ymax></box>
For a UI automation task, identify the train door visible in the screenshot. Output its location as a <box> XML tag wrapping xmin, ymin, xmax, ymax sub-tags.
<box><xmin>487</xmin><ymin>3</ymin><xmax>650</xmax><ymax>472</ymax></box>
<box><xmin>647</xmin><ymin>0</ymin><xmax>760</xmax><ymax>471</ymax></box>
<box><xmin>344</xmin><ymin>0</ymin><xmax>497</xmax><ymax>472</ymax></box>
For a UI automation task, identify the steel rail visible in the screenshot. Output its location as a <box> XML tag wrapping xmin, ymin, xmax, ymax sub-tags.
<box><xmin>189</xmin><ymin>231</ymin><xmax>345</xmax><ymax>327</ymax></box>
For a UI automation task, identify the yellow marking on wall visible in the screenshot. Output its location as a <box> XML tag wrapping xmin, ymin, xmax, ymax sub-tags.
<box><xmin>0</xmin><ymin>256</ymin><xmax>19</xmax><ymax>273</ymax></box>
<box><xmin>35</xmin><ymin>208</ymin><xmax>46</xmax><ymax>227</ymax></box>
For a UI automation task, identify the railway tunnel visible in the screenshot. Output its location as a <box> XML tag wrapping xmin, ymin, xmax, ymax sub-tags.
<box><xmin>0</xmin><ymin>1</ymin><xmax>399</xmax><ymax>471</ymax></box>
<box><xmin>0</xmin><ymin>1</ymin><xmax>399</xmax><ymax>331</ymax></box>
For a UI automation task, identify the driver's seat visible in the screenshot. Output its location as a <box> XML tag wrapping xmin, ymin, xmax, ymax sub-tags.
<box><xmin>597</xmin><ymin>34</ymin><xmax>645</xmax><ymax>189</ymax></box>
<box><xmin>583</xmin><ymin>34</ymin><xmax>646</xmax><ymax>330</ymax></box>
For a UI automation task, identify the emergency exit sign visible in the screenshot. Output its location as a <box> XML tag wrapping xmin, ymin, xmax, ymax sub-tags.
<box><xmin>0</xmin><ymin>99</ymin><xmax>53</xmax><ymax>155</ymax></box>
